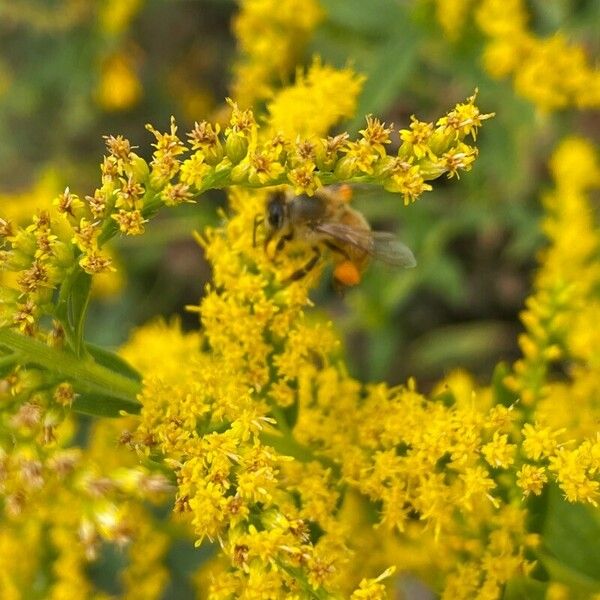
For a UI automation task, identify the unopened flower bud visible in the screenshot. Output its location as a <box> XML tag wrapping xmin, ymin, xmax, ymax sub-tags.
<box><xmin>225</xmin><ymin>134</ymin><xmax>249</xmax><ymax>164</ymax></box>
<box><xmin>333</xmin><ymin>155</ymin><xmax>356</xmax><ymax>180</ymax></box>
<box><xmin>125</xmin><ymin>153</ymin><xmax>150</xmax><ymax>182</ymax></box>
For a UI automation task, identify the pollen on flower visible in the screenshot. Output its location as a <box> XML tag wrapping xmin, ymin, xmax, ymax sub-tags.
<box><xmin>111</xmin><ymin>209</ymin><xmax>147</xmax><ymax>235</ymax></box>
<box><xmin>360</xmin><ymin>115</ymin><xmax>392</xmax><ymax>155</ymax></box>
<box><xmin>482</xmin><ymin>432</ymin><xmax>516</xmax><ymax>468</ymax></box>
<box><xmin>179</xmin><ymin>152</ymin><xmax>211</xmax><ymax>190</ymax></box>
<box><xmin>385</xmin><ymin>163</ymin><xmax>433</xmax><ymax>204</ymax></box>
<box><xmin>516</xmin><ymin>464</ymin><xmax>547</xmax><ymax>496</ymax></box>
<box><xmin>288</xmin><ymin>162</ymin><xmax>321</xmax><ymax>195</ymax></box>
<box><xmin>79</xmin><ymin>250</ymin><xmax>114</xmax><ymax>274</ymax></box>
<box><xmin>161</xmin><ymin>183</ymin><xmax>194</xmax><ymax>207</ymax></box>
<box><xmin>54</xmin><ymin>187</ymin><xmax>84</xmax><ymax>218</ymax></box>
<box><xmin>399</xmin><ymin>116</ymin><xmax>434</xmax><ymax>159</ymax></box>
<box><xmin>248</xmin><ymin>150</ymin><xmax>285</xmax><ymax>185</ymax></box>
<box><xmin>436</xmin><ymin>91</ymin><xmax>495</xmax><ymax>139</ymax></box>
<box><xmin>104</xmin><ymin>134</ymin><xmax>135</xmax><ymax>161</ymax></box>
<box><xmin>521</xmin><ymin>423</ymin><xmax>562</xmax><ymax>461</ymax></box>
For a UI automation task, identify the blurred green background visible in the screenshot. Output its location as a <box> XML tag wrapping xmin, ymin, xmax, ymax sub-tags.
<box><xmin>1</xmin><ymin>0</ymin><xmax>598</xmax><ymax>393</ymax></box>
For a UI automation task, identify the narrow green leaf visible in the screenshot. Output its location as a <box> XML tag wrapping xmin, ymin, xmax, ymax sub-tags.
<box><xmin>68</xmin><ymin>270</ymin><xmax>92</xmax><ymax>356</ymax></box>
<box><xmin>538</xmin><ymin>555</ymin><xmax>600</xmax><ymax>596</ymax></box>
<box><xmin>0</xmin><ymin>352</ymin><xmax>21</xmax><ymax>377</ymax></box>
<box><xmin>503</xmin><ymin>577</ymin><xmax>547</xmax><ymax>600</ymax></box>
<box><xmin>541</xmin><ymin>485</ymin><xmax>600</xmax><ymax>585</ymax></box>
<box><xmin>347</xmin><ymin>16</ymin><xmax>421</xmax><ymax>133</ymax></box>
<box><xmin>0</xmin><ymin>328</ymin><xmax>141</xmax><ymax>404</ymax></box>
<box><xmin>73</xmin><ymin>392</ymin><xmax>141</xmax><ymax>418</ymax></box>
<box><xmin>320</xmin><ymin>0</ymin><xmax>398</xmax><ymax>36</ymax></box>
<box><xmin>85</xmin><ymin>343</ymin><xmax>142</xmax><ymax>383</ymax></box>
<box><xmin>407</xmin><ymin>321</ymin><xmax>514</xmax><ymax>374</ymax></box>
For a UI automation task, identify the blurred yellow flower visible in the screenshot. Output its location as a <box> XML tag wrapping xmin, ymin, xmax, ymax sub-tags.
<box><xmin>98</xmin><ymin>0</ymin><xmax>144</xmax><ymax>35</ymax></box>
<box><xmin>96</xmin><ymin>52</ymin><xmax>142</xmax><ymax>112</ymax></box>
<box><xmin>231</xmin><ymin>0</ymin><xmax>323</xmax><ymax>106</ymax></box>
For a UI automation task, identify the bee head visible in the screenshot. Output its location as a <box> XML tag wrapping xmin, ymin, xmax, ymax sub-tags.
<box><xmin>266</xmin><ymin>192</ymin><xmax>287</xmax><ymax>231</ymax></box>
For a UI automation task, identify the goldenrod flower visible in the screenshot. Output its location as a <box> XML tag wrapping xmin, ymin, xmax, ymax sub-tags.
<box><xmin>95</xmin><ymin>52</ymin><xmax>142</xmax><ymax>112</ymax></box>
<box><xmin>0</xmin><ymin>60</ymin><xmax>502</xmax><ymax>598</ymax></box>
<box><xmin>482</xmin><ymin>432</ymin><xmax>516</xmax><ymax>469</ymax></box>
<box><xmin>231</xmin><ymin>0</ymin><xmax>323</xmax><ymax>106</ymax></box>
<box><xmin>516</xmin><ymin>464</ymin><xmax>548</xmax><ymax>497</ymax></box>
<box><xmin>472</xmin><ymin>0</ymin><xmax>600</xmax><ymax>111</ymax></box>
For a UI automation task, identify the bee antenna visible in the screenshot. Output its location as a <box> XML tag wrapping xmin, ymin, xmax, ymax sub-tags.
<box><xmin>252</xmin><ymin>215</ymin><xmax>264</xmax><ymax>247</ymax></box>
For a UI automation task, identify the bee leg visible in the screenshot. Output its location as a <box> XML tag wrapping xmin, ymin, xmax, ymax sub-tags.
<box><xmin>266</xmin><ymin>232</ymin><xmax>293</xmax><ymax>261</ymax></box>
<box><xmin>333</xmin><ymin>278</ymin><xmax>348</xmax><ymax>296</ymax></box>
<box><xmin>252</xmin><ymin>215</ymin><xmax>264</xmax><ymax>247</ymax></box>
<box><xmin>324</xmin><ymin>240</ymin><xmax>349</xmax><ymax>259</ymax></box>
<box><xmin>275</xmin><ymin>232</ymin><xmax>294</xmax><ymax>254</ymax></box>
<box><xmin>285</xmin><ymin>246</ymin><xmax>321</xmax><ymax>282</ymax></box>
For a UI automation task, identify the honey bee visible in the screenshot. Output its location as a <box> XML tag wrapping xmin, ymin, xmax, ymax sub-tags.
<box><xmin>254</xmin><ymin>186</ymin><xmax>416</xmax><ymax>286</ymax></box>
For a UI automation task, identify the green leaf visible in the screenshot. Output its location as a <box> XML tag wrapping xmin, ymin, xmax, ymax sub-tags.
<box><xmin>346</xmin><ymin>15</ymin><xmax>421</xmax><ymax>133</ymax></box>
<box><xmin>68</xmin><ymin>269</ymin><xmax>92</xmax><ymax>356</ymax></box>
<box><xmin>85</xmin><ymin>343</ymin><xmax>142</xmax><ymax>383</ymax></box>
<box><xmin>539</xmin><ymin>555</ymin><xmax>600</xmax><ymax>597</ymax></box>
<box><xmin>54</xmin><ymin>264</ymin><xmax>91</xmax><ymax>353</ymax></box>
<box><xmin>320</xmin><ymin>0</ymin><xmax>398</xmax><ymax>36</ymax></box>
<box><xmin>491</xmin><ymin>362</ymin><xmax>519</xmax><ymax>407</ymax></box>
<box><xmin>407</xmin><ymin>321</ymin><xmax>514</xmax><ymax>374</ymax></box>
<box><xmin>73</xmin><ymin>392</ymin><xmax>141</xmax><ymax>418</ymax></box>
<box><xmin>503</xmin><ymin>577</ymin><xmax>548</xmax><ymax>600</ymax></box>
<box><xmin>0</xmin><ymin>328</ymin><xmax>141</xmax><ymax>406</ymax></box>
<box><xmin>540</xmin><ymin>485</ymin><xmax>600</xmax><ymax>590</ymax></box>
<box><xmin>0</xmin><ymin>352</ymin><xmax>20</xmax><ymax>377</ymax></box>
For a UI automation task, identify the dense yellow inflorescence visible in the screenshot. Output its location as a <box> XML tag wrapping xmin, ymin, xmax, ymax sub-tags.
<box><xmin>2</xmin><ymin>31</ymin><xmax>598</xmax><ymax>595</ymax></box>
<box><xmin>121</xmin><ymin>189</ymin><xmax>543</xmax><ymax>597</ymax></box>
<box><xmin>230</xmin><ymin>0</ymin><xmax>324</xmax><ymax>107</ymax></box>
<box><xmin>2</xmin><ymin>0</ymin><xmax>598</xmax><ymax>595</ymax></box>
<box><xmin>0</xmin><ymin>59</ymin><xmax>496</xmax><ymax>597</ymax></box>
<box><xmin>119</xmin><ymin>139</ymin><xmax>599</xmax><ymax>597</ymax></box>
<box><xmin>505</xmin><ymin>137</ymin><xmax>600</xmax><ymax>506</ymax></box>
<box><xmin>0</xmin><ymin>62</ymin><xmax>489</xmax><ymax>339</ymax></box>
<box><xmin>434</xmin><ymin>0</ymin><xmax>600</xmax><ymax>111</ymax></box>
<box><xmin>0</xmin><ymin>394</ymin><xmax>173</xmax><ymax>599</ymax></box>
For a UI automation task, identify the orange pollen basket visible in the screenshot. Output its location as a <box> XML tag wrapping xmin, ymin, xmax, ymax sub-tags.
<box><xmin>334</xmin><ymin>260</ymin><xmax>361</xmax><ymax>286</ymax></box>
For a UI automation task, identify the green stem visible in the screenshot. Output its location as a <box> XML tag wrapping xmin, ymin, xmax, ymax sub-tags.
<box><xmin>54</xmin><ymin>264</ymin><xmax>80</xmax><ymax>341</ymax></box>
<box><xmin>0</xmin><ymin>352</ymin><xmax>21</xmax><ymax>366</ymax></box>
<box><xmin>261</xmin><ymin>432</ymin><xmax>316</xmax><ymax>463</ymax></box>
<box><xmin>0</xmin><ymin>328</ymin><xmax>141</xmax><ymax>407</ymax></box>
<box><xmin>261</xmin><ymin>430</ymin><xmax>338</xmax><ymax>474</ymax></box>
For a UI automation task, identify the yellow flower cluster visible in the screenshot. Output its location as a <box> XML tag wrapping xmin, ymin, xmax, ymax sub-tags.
<box><xmin>0</xmin><ymin>64</ymin><xmax>489</xmax><ymax>338</ymax></box>
<box><xmin>119</xmin><ymin>138</ymin><xmax>599</xmax><ymax>597</ymax></box>
<box><xmin>433</xmin><ymin>0</ymin><xmax>600</xmax><ymax>111</ymax></box>
<box><xmin>505</xmin><ymin>137</ymin><xmax>600</xmax><ymax>506</ymax></box>
<box><xmin>434</xmin><ymin>0</ymin><xmax>473</xmax><ymax>41</ymax></box>
<box><xmin>231</xmin><ymin>0</ymin><xmax>323</xmax><ymax>107</ymax></box>
<box><xmin>95</xmin><ymin>51</ymin><xmax>143</xmax><ymax>112</ymax></box>
<box><xmin>2</xmin><ymin>52</ymin><xmax>597</xmax><ymax>598</ymax></box>
<box><xmin>0</xmin><ymin>58</ymin><xmax>494</xmax><ymax>596</ymax></box>
<box><xmin>0</xmin><ymin>383</ymin><xmax>172</xmax><ymax>600</ymax></box>
<box><xmin>94</xmin><ymin>0</ymin><xmax>145</xmax><ymax>111</ymax></box>
<box><xmin>124</xmin><ymin>191</ymin><xmax>541</xmax><ymax>598</ymax></box>
<box><xmin>267</xmin><ymin>60</ymin><xmax>365</xmax><ymax>138</ymax></box>
<box><xmin>475</xmin><ymin>0</ymin><xmax>600</xmax><ymax>111</ymax></box>
<box><xmin>89</xmin><ymin>75</ymin><xmax>486</xmax><ymax>596</ymax></box>
<box><xmin>0</xmin><ymin>170</ymin><xmax>123</xmax><ymax>301</ymax></box>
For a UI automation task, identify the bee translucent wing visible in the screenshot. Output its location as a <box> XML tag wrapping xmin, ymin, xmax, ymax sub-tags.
<box><xmin>315</xmin><ymin>223</ymin><xmax>416</xmax><ymax>268</ymax></box>
<box><xmin>370</xmin><ymin>232</ymin><xmax>417</xmax><ymax>268</ymax></box>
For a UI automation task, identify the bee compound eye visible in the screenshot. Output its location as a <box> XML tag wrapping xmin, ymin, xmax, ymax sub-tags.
<box><xmin>267</xmin><ymin>200</ymin><xmax>284</xmax><ymax>229</ymax></box>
